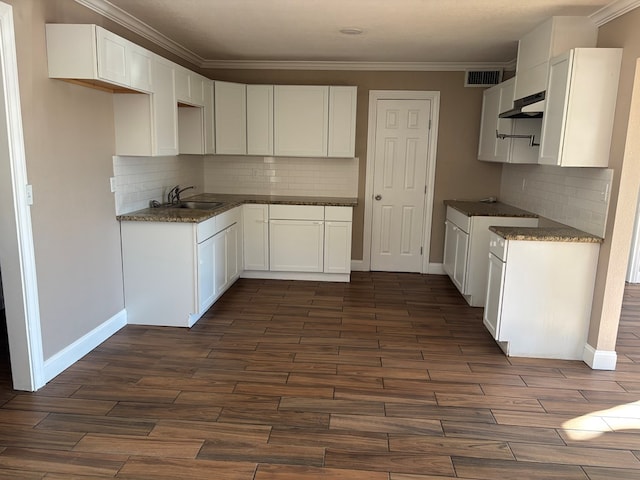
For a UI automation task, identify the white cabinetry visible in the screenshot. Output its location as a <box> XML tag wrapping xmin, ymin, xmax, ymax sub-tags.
<box><xmin>484</xmin><ymin>231</ymin><xmax>600</xmax><ymax>360</ymax></box>
<box><xmin>538</xmin><ymin>48</ymin><xmax>622</xmax><ymax>168</ymax></box>
<box><xmin>214</xmin><ymin>81</ymin><xmax>247</xmax><ymax>154</ymax></box>
<box><xmin>328</xmin><ymin>86</ymin><xmax>357</xmax><ymax>158</ymax></box>
<box><xmin>478</xmin><ymin>78</ymin><xmax>541</xmax><ymax>164</ymax></box>
<box><xmin>127</xmin><ymin>43</ymin><xmax>153</xmax><ymax>93</ymax></box>
<box><xmin>121</xmin><ymin>207</ymin><xmax>242</xmax><ymax>328</ymax></box>
<box><xmin>112</xmin><ymin>55</ymin><xmax>179</xmax><ymax>156</ymax></box>
<box><xmin>247</xmin><ymin>85</ymin><xmax>274</xmax><ymax>155</ymax></box>
<box><xmin>175</xmin><ymin>66</ymin><xmax>206</xmax><ymax>107</ymax></box>
<box><xmin>269</xmin><ymin>205</ymin><xmax>325</xmax><ymax>272</ymax></box>
<box><xmin>442</xmin><ymin>206</ymin><xmax>538</xmax><ymax>307</ymax></box>
<box><xmin>515</xmin><ymin>16</ymin><xmax>597</xmax><ymax>100</ymax></box>
<box><xmin>243</xmin><ymin>204</ymin><xmax>270</xmax><ymax>271</ymax></box>
<box><xmin>275</xmin><ymin>86</ymin><xmax>329</xmax><ymax>157</ymax></box>
<box><xmin>324</xmin><ymin>206</ymin><xmax>353</xmax><ymax>274</ymax></box>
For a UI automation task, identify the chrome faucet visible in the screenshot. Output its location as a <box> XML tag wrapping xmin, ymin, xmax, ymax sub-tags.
<box><xmin>167</xmin><ymin>185</ymin><xmax>195</xmax><ymax>204</ymax></box>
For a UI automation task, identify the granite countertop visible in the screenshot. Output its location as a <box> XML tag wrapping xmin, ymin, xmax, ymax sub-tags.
<box><xmin>116</xmin><ymin>193</ymin><xmax>358</xmax><ymax>223</ymax></box>
<box><xmin>489</xmin><ymin>225</ymin><xmax>603</xmax><ymax>243</ymax></box>
<box><xmin>444</xmin><ymin>200</ymin><xmax>538</xmax><ymax>218</ymax></box>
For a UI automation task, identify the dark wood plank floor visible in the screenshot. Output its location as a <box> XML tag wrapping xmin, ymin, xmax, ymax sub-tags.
<box><xmin>1</xmin><ymin>272</ymin><xmax>640</xmax><ymax>479</ymax></box>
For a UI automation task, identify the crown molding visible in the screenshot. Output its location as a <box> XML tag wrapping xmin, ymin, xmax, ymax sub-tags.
<box><xmin>590</xmin><ymin>0</ymin><xmax>640</xmax><ymax>26</ymax></box>
<box><xmin>76</xmin><ymin>0</ymin><xmax>639</xmax><ymax>72</ymax></box>
<box><xmin>73</xmin><ymin>0</ymin><xmax>203</xmax><ymax>66</ymax></box>
<box><xmin>200</xmin><ymin>60</ymin><xmax>514</xmax><ymax>71</ymax></box>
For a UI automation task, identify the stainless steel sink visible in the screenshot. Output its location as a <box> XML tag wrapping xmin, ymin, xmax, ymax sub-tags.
<box><xmin>169</xmin><ymin>201</ymin><xmax>223</xmax><ymax>210</ymax></box>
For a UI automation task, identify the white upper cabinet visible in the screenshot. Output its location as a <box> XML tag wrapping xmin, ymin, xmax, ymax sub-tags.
<box><xmin>539</xmin><ymin>48</ymin><xmax>622</xmax><ymax>168</ymax></box>
<box><xmin>175</xmin><ymin>66</ymin><xmax>206</xmax><ymax>107</ymax></box>
<box><xmin>275</xmin><ymin>85</ymin><xmax>329</xmax><ymax>157</ymax></box>
<box><xmin>203</xmin><ymin>81</ymin><xmax>216</xmax><ymax>155</ymax></box>
<box><xmin>214</xmin><ymin>81</ymin><xmax>247</xmax><ymax>155</ymax></box>
<box><xmin>515</xmin><ymin>16</ymin><xmax>597</xmax><ymax>100</ymax></box>
<box><xmin>246</xmin><ymin>85</ymin><xmax>274</xmax><ymax>155</ymax></box>
<box><xmin>328</xmin><ymin>86</ymin><xmax>357</xmax><ymax>158</ymax></box>
<box><xmin>478</xmin><ymin>78</ymin><xmax>540</xmax><ymax>164</ymax></box>
<box><xmin>47</xmin><ymin>24</ymin><xmax>153</xmax><ymax>92</ymax></box>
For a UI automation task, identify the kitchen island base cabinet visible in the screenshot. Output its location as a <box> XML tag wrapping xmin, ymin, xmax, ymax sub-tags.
<box><xmin>121</xmin><ymin>207</ymin><xmax>242</xmax><ymax>328</ymax></box>
<box><xmin>484</xmin><ymin>232</ymin><xmax>599</xmax><ymax>360</ymax></box>
<box><xmin>443</xmin><ymin>206</ymin><xmax>538</xmax><ymax>307</ymax></box>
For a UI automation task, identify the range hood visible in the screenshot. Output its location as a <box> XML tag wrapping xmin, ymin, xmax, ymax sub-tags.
<box><xmin>499</xmin><ymin>91</ymin><xmax>545</xmax><ymax>119</ymax></box>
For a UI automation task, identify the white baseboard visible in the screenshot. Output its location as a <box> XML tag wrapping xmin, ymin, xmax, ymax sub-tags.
<box><xmin>241</xmin><ymin>271</ymin><xmax>350</xmax><ymax>282</ymax></box>
<box><xmin>43</xmin><ymin>309</ymin><xmax>127</xmax><ymax>382</ymax></box>
<box><xmin>350</xmin><ymin>259</ymin><xmax>367</xmax><ymax>271</ymax></box>
<box><xmin>427</xmin><ymin>263</ymin><xmax>445</xmax><ymax>275</ymax></box>
<box><xmin>583</xmin><ymin>343</ymin><xmax>617</xmax><ymax>370</ymax></box>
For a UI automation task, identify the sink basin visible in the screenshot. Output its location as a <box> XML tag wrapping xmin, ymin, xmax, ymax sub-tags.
<box><xmin>169</xmin><ymin>201</ymin><xmax>223</xmax><ymax>210</ymax></box>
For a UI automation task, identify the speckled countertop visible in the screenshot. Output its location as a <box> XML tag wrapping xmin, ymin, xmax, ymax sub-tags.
<box><xmin>445</xmin><ymin>200</ymin><xmax>602</xmax><ymax>243</ymax></box>
<box><xmin>444</xmin><ymin>200</ymin><xmax>538</xmax><ymax>218</ymax></box>
<box><xmin>116</xmin><ymin>193</ymin><xmax>358</xmax><ymax>223</ymax></box>
<box><xmin>489</xmin><ymin>225</ymin><xmax>603</xmax><ymax>243</ymax></box>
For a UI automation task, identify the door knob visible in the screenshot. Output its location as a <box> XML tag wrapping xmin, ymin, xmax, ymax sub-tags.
<box><xmin>375</xmin><ymin>194</ymin><xmax>382</xmax><ymax>201</ymax></box>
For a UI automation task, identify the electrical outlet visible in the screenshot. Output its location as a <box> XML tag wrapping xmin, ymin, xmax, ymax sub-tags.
<box><xmin>109</xmin><ymin>177</ymin><xmax>116</xmax><ymax>193</ymax></box>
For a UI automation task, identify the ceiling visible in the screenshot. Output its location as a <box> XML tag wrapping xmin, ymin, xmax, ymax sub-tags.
<box><xmin>81</xmin><ymin>0</ymin><xmax>631</xmax><ymax>69</ymax></box>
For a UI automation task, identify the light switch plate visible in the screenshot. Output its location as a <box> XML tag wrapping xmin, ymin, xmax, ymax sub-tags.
<box><xmin>25</xmin><ymin>184</ymin><xmax>33</xmax><ymax>205</ymax></box>
<box><xmin>109</xmin><ymin>177</ymin><xmax>116</xmax><ymax>193</ymax></box>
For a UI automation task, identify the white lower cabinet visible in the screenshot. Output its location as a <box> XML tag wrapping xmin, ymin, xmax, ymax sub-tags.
<box><xmin>270</xmin><ymin>219</ymin><xmax>324</xmax><ymax>272</ymax></box>
<box><xmin>243</xmin><ymin>204</ymin><xmax>270</xmax><ymax>271</ymax></box>
<box><xmin>442</xmin><ymin>206</ymin><xmax>538</xmax><ymax>307</ymax></box>
<box><xmin>484</xmin><ymin>232</ymin><xmax>600</xmax><ymax>360</ymax></box>
<box><xmin>121</xmin><ymin>206</ymin><xmax>242</xmax><ymax>328</ymax></box>
<box><xmin>324</xmin><ymin>221</ymin><xmax>352</xmax><ymax>274</ymax></box>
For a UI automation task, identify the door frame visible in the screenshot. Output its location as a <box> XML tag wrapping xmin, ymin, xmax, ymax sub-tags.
<box><xmin>362</xmin><ymin>90</ymin><xmax>440</xmax><ymax>273</ymax></box>
<box><xmin>0</xmin><ymin>2</ymin><xmax>44</xmax><ymax>390</ymax></box>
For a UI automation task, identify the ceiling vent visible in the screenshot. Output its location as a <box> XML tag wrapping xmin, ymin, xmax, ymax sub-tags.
<box><xmin>465</xmin><ymin>70</ymin><xmax>503</xmax><ymax>87</ymax></box>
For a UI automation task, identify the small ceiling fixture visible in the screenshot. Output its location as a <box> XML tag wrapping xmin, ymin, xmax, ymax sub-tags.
<box><xmin>339</xmin><ymin>27</ymin><xmax>364</xmax><ymax>35</ymax></box>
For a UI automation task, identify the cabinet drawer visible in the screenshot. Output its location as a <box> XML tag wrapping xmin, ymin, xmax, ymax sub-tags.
<box><xmin>446</xmin><ymin>206</ymin><xmax>471</xmax><ymax>233</ymax></box>
<box><xmin>325</xmin><ymin>206</ymin><xmax>352</xmax><ymax>221</ymax></box>
<box><xmin>269</xmin><ymin>204</ymin><xmax>324</xmax><ymax>220</ymax></box>
<box><xmin>489</xmin><ymin>232</ymin><xmax>508</xmax><ymax>261</ymax></box>
<box><xmin>197</xmin><ymin>216</ymin><xmax>217</xmax><ymax>243</ymax></box>
<box><xmin>217</xmin><ymin>206</ymin><xmax>241</xmax><ymax>231</ymax></box>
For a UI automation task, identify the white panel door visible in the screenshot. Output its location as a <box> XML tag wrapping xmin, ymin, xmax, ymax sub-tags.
<box><xmin>197</xmin><ymin>236</ymin><xmax>215</xmax><ymax>314</ymax></box>
<box><xmin>370</xmin><ymin>99</ymin><xmax>431</xmax><ymax>272</ymax></box>
<box><xmin>247</xmin><ymin>85</ymin><xmax>274</xmax><ymax>155</ymax></box>
<box><xmin>243</xmin><ymin>204</ymin><xmax>269</xmax><ymax>271</ymax></box>
<box><xmin>96</xmin><ymin>27</ymin><xmax>129</xmax><ymax>86</ymax></box>
<box><xmin>214</xmin><ymin>81</ymin><xmax>247</xmax><ymax>154</ymax></box>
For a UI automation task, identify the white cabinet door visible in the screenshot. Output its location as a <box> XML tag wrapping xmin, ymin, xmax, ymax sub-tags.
<box><xmin>443</xmin><ymin>220</ymin><xmax>457</xmax><ymax>278</ymax></box>
<box><xmin>226</xmin><ymin>223</ymin><xmax>240</xmax><ymax>282</ymax></box>
<box><xmin>274</xmin><ymin>85</ymin><xmax>329</xmax><ymax>157</ymax></box>
<box><xmin>324</xmin><ymin>221</ymin><xmax>352</xmax><ymax>274</ymax></box>
<box><xmin>176</xmin><ymin>67</ymin><xmax>206</xmax><ymax>106</ymax></box>
<box><xmin>477</xmin><ymin>84</ymin><xmax>502</xmax><ymax>162</ymax></box>
<box><xmin>203</xmin><ymin>81</ymin><xmax>216</xmax><ymax>154</ymax></box>
<box><xmin>96</xmin><ymin>26</ymin><xmax>129</xmax><ymax>86</ymax></box>
<box><xmin>539</xmin><ymin>48</ymin><xmax>621</xmax><ymax>167</ymax></box>
<box><xmin>247</xmin><ymin>85</ymin><xmax>274</xmax><ymax>155</ymax></box>
<box><xmin>215</xmin><ymin>81</ymin><xmax>247</xmax><ymax>154</ymax></box>
<box><xmin>128</xmin><ymin>44</ymin><xmax>153</xmax><ymax>93</ymax></box>
<box><xmin>483</xmin><ymin>253</ymin><xmax>505</xmax><ymax>339</ymax></box>
<box><xmin>453</xmin><ymin>227</ymin><xmax>469</xmax><ymax>292</ymax></box>
<box><xmin>270</xmin><ymin>219</ymin><xmax>324</xmax><ymax>272</ymax></box>
<box><xmin>328</xmin><ymin>86</ymin><xmax>357</xmax><ymax>158</ymax></box>
<box><xmin>151</xmin><ymin>56</ymin><xmax>179</xmax><ymax>156</ymax></box>
<box><xmin>213</xmin><ymin>230</ymin><xmax>227</xmax><ymax>297</ymax></box>
<box><xmin>243</xmin><ymin>204</ymin><xmax>269</xmax><ymax>271</ymax></box>
<box><xmin>197</xmin><ymin>235</ymin><xmax>216</xmax><ymax>314</ymax></box>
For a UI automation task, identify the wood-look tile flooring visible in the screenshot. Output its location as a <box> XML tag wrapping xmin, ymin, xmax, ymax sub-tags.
<box><xmin>1</xmin><ymin>273</ymin><xmax>640</xmax><ymax>478</ymax></box>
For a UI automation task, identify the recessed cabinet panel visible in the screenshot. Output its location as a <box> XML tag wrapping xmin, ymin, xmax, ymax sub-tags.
<box><xmin>328</xmin><ymin>86</ymin><xmax>357</xmax><ymax>158</ymax></box>
<box><xmin>151</xmin><ymin>57</ymin><xmax>179</xmax><ymax>156</ymax></box>
<box><xmin>215</xmin><ymin>81</ymin><xmax>247</xmax><ymax>154</ymax></box>
<box><xmin>247</xmin><ymin>85</ymin><xmax>274</xmax><ymax>155</ymax></box>
<box><xmin>243</xmin><ymin>204</ymin><xmax>269</xmax><ymax>271</ymax></box>
<box><xmin>269</xmin><ymin>219</ymin><xmax>324</xmax><ymax>272</ymax></box>
<box><xmin>96</xmin><ymin>27</ymin><xmax>129</xmax><ymax>86</ymax></box>
<box><xmin>128</xmin><ymin>44</ymin><xmax>153</xmax><ymax>93</ymax></box>
<box><xmin>274</xmin><ymin>85</ymin><xmax>329</xmax><ymax>157</ymax></box>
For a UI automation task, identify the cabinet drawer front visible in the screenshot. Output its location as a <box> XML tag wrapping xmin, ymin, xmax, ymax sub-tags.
<box><xmin>217</xmin><ymin>206</ymin><xmax>241</xmax><ymax>231</ymax></box>
<box><xmin>269</xmin><ymin>204</ymin><xmax>324</xmax><ymax>220</ymax></box>
<box><xmin>197</xmin><ymin>216</ymin><xmax>217</xmax><ymax>243</ymax></box>
<box><xmin>489</xmin><ymin>232</ymin><xmax>508</xmax><ymax>261</ymax></box>
<box><xmin>446</xmin><ymin>206</ymin><xmax>471</xmax><ymax>233</ymax></box>
<box><xmin>325</xmin><ymin>206</ymin><xmax>352</xmax><ymax>222</ymax></box>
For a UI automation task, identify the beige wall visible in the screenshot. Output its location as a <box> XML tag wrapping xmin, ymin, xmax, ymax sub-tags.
<box><xmin>8</xmin><ymin>0</ymin><xmax>125</xmax><ymax>358</ymax></box>
<box><xmin>205</xmin><ymin>69</ymin><xmax>503</xmax><ymax>262</ymax></box>
<box><xmin>587</xmin><ymin>8</ymin><xmax>640</xmax><ymax>354</ymax></box>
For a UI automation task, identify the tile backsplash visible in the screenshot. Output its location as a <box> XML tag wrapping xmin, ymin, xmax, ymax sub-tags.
<box><xmin>113</xmin><ymin>155</ymin><xmax>204</xmax><ymax>214</ymax></box>
<box><xmin>500</xmin><ymin>164</ymin><xmax>613</xmax><ymax>237</ymax></box>
<box><xmin>204</xmin><ymin>156</ymin><xmax>359</xmax><ymax>197</ymax></box>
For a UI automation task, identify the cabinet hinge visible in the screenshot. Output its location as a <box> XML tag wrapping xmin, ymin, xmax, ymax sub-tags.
<box><xmin>424</xmin><ymin>185</ymin><xmax>427</xmax><ymax>194</ymax></box>
<box><xmin>428</xmin><ymin>119</ymin><xmax>431</xmax><ymax>130</ymax></box>
<box><xmin>420</xmin><ymin>247</ymin><xmax>423</xmax><ymax>255</ymax></box>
